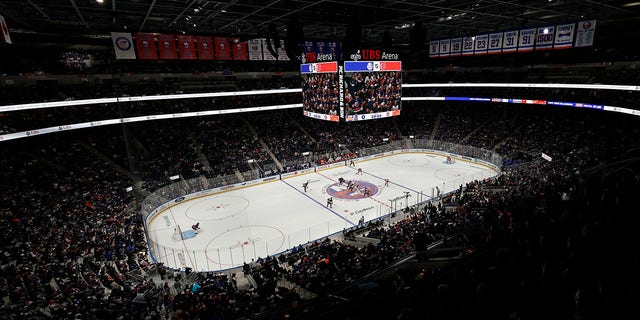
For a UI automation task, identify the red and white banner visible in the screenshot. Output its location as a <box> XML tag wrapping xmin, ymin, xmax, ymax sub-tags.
<box><xmin>248</xmin><ymin>39</ymin><xmax>263</xmax><ymax>60</ymax></box>
<box><xmin>231</xmin><ymin>38</ymin><xmax>248</xmax><ymax>60</ymax></box>
<box><xmin>502</xmin><ymin>30</ymin><xmax>518</xmax><ymax>53</ymax></box>
<box><xmin>277</xmin><ymin>39</ymin><xmax>289</xmax><ymax>61</ymax></box>
<box><xmin>376</xmin><ymin>61</ymin><xmax>401</xmax><ymax>71</ymax></box>
<box><xmin>262</xmin><ymin>38</ymin><xmax>277</xmax><ymax>60</ymax></box>
<box><xmin>554</xmin><ymin>23</ymin><xmax>575</xmax><ymax>49</ymax></box>
<box><xmin>135</xmin><ymin>33</ymin><xmax>158</xmax><ymax>60</ymax></box>
<box><xmin>214</xmin><ymin>37</ymin><xmax>231</xmax><ymax>60</ymax></box>
<box><xmin>196</xmin><ymin>36</ymin><xmax>214</xmax><ymax>60</ymax></box>
<box><xmin>157</xmin><ymin>34</ymin><xmax>177</xmax><ymax>59</ymax></box>
<box><xmin>177</xmin><ymin>35</ymin><xmax>196</xmax><ymax>59</ymax></box>
<box><xmin>0</xmin><ymin>14</ymin><xmax>13</xmax><ymax>44</ymax></box>
<box><xmin>111</xmin><ymin>32</ymin><xmax>136</xmax><ymax>59</ymax></box>
<box><xmin>535</xmin><ymin>26</ymin><xmax>554</xmax><ymax>50</ymax></box>
<box><xmin>574</xmin><ymin>20</ymin><xmax>596</xmax><ymax>48</ymax></box>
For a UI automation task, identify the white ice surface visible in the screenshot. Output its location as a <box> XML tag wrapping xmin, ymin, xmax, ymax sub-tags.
<box><xmin>147</xmin><ymin>152</ymin><xmax>498</xmax><ymax>271</ymax></box>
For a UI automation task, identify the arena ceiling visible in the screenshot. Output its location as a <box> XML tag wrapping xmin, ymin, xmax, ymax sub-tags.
<box><xmin>0</xmin><ymin>0</ymin><xmax>638</xmax><ymax>45</ymax></box>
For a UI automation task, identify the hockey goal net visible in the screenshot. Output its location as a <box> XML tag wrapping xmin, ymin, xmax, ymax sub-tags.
<box><xmin>446</xmin><ymin>156</ymin><xmax>455</xmax><ymax>164</ymax></box>
<box><xmin>172</xmin><ymin>225</ymin><xmax>183</xmax><ymax>241</ymax></box>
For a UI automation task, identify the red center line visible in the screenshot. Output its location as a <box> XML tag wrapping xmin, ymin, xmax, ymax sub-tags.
<box><xmin>316</xmin><ymin>171</ymin><xmax>336</xmax><ymax>182</ymax></box>
<box><xmin>370</xmin><ymin>196</ymin><xmax>393</xmax><ymax>209</ymax></box>
<box><xmin>315</xmin><ymin>171</ymin><xmax>392</xmax><ymax>209</ymax></box>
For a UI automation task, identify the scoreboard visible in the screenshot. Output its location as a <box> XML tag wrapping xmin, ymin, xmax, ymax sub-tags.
<box><xmin>301</xmin><ymin>61</ymin><xmax>402</xmax><ymax>122</ymax></box>
<box><xmin>301</xmin><ymin>62</ymin><xmax>340</xmax><ymax>122</ymax></box>
<box><xmin>343</xmin><ymin>61</ymin><xmax>402</xmax><ymax>122</ymax></box>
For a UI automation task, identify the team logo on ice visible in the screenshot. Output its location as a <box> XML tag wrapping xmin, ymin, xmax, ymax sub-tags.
<box><xmin>325</xmin><ymin>180</ymin><xmax>378</xmax><ymax>200</ymax></box>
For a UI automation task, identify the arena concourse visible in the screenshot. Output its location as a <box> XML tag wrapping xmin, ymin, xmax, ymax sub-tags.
<box><xmin>1</xmin><ymin>3</ymin><xmax>640</xmax><ymax>320</ymax></box>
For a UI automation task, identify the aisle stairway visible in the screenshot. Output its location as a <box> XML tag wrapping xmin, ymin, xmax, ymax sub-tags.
<box><xmin>429</xmin><ymin>110</ymin><xmax>444</xmax><ymax>140</ymax></box>
<box><xmin>241</xmin><ymin>118</ymin><xmax>284</xmax><ymax>172</ymax></box>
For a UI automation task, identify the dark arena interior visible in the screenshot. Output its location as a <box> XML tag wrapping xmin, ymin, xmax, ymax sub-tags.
<box><xmin>1</xmin><ymin>1</ymin><xmax>639</xmax><ymax>319</ymax></box>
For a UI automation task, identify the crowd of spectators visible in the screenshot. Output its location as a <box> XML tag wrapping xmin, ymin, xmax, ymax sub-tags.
<box><xmin>302</xmin><ymin>73</ymin><xmax>339</xmax><ymax>115</ymax></box>
<box><xmin>344</xmin><ymin>71</ymin><xmax>402</xmax><ymax>116</ymax></box>
<box><xmin>1</xmin><ymin>70</ymin><xmax>639</xmax><ymax>320</ymax></box>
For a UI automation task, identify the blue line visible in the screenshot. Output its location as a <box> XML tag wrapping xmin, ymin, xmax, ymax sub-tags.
<box><xmin>280</xmin><ymin>180</ymin><xmax>356</xmax><ymax>226</ymax></box>
<box><xmin>349</xmin><ymin>166</ymin><xmax>433</xmax><ymax>199</ymax></box>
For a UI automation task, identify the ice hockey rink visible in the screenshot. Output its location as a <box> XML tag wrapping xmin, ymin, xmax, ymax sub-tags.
<box><xmin>145</xmin><ymin>151</ymin><xmax>500</xmax><ymax>272</ymax></box>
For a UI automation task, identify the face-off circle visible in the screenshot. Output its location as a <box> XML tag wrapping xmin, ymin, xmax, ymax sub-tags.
<box><xmin>326</xmin><ymin>180</ymin><xmax>379</xmax><ymax>200</ymax></box>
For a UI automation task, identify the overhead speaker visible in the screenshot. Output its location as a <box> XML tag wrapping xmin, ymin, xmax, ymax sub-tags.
<box><xmin>409</xmin><ymin>21</ymin><xmax>425</xmax><ymax>50</ymax></box>
<box><xmin>285</xmin><ymin>15</ymin><xmax>304</xmax><ymax>61</ymax></box>
<box><xmin>265</xmin><ymin>23</ymin><xmax>279</xmax><ymax>58</ymax></box>
<box><xmin>382</xmin><ymin>30</ymin><xmax>392</xmax><ymax>49</ymax></box>
<box><xmin>344</xmin><ymin>15</ymin><xmax>362</xmax><ymax>54</ymax></box>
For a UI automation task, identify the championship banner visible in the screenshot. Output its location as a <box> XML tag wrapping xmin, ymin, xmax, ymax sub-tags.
<box><xmin>135</xmin><ymin>33</ymin><xmax>158</xmax><ymax>60</ymax></box>
<box><xmin>517</xmin><ymin>28</ymin><xmax>535</xmax><ymax>52</ymax></box>
<box><xmin>502</xmin><ymin>30</ymin><xmax>518</xmax><ymax>53</ymax></box>
<box><xmin>157</xmin><ymin>34</ymin><xmax>177</xmax><ymax>59</ymax></box>
<box><xmin>214</xmin><ymin>37</ymin><xmax>231</xmax><ymax>60</ymax></box>
<box><xmin>535</xmin><ymin>26</ymin><xmax>554</xmax><ymax>50</ymax></box>
<box><xmin>277</xmin><ymin>39</ymin><xmax>290</xmax><ymax>61</ymax></box>
<box><xmin>111</xmin><ymin>32</ymin><xmax>136</xmax><ymax>59</ymax></box>
<box><xmin>429</xmin><ymin>40</ymin><xmax>439</xmax><ymax>57</ymax></box>
<box><xmin>262</xmin><ymin>38</ymin><xmax>277</xmax><ymax>60</ymax></box>
<box><xmin>450</xmin><ymin>38</ymin><xmax>462</xmax><ymax>56</ymax></box>
<box><xmin>177</xmin><ymin>35</ymin><xmax>196</xmax><ymax>60</ymax></box>
<box><xmin>248</xmin><ymin>39</ymin><xmax>263</xmax><ymax>60</ymax></box>
<box><xmin>196</xmin><ymin>36</ymin><xmax>214</xmax><ymax>60</ymax></box>
<box><xmin>231</xmin><ymin>38</ymin><xmax>248</xmax><ymax>60</ymax></box>
<box><xmin>487</xmin><ymin>32</ymin><xmax>503</xmax><ymax>54</ymax></box>
<box><xmin>439</xmin><ymin>39</ymin><xmax>450</xmax><ymax>57</ymax></box>
<box><xmin>1</xmin><ymin>14</ymin><xmax>13</xmax><ymax>44</ymax></box>
<box><xmin>574</xmin><ymin>20</ymin><xmax>596</xmax><ymax>48</ymax></box>
<box><xmin>554</xmin><ymin>23</ymin><xmax>575</xmax><ymax>49</ymax></box>
<box><xmin>462</xmin><ymin>36</ymin><xmax>474</xmax><ymax>56</ymax></box>
<box><xmin>473</xmin><ymin>34</ymin><xmax>488</xmax><ymax>55</ymax></box>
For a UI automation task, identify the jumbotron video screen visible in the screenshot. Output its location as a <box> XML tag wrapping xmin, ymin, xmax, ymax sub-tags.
<box><xmin>300</xmin><ymin>61</ymin><xmax>340</xmax><ymax>122</ymax></box>
<box><xmin>343</xmin><ymin>61</ymin><xmax>402</xmax><ymax>122</ymax></box>
<box><xmin>301</xmin><ymin>60</ymin><xmax>402</xmax><ymax>122</ymax></box>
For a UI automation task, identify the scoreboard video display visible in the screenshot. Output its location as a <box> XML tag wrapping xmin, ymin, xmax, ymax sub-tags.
<box><xmin>343</xmin><ymin>61</ymin><xmax>402</xmax><ymax>122</ymax></box>
<box><xmin>301</xmin><ymin>60</ymin><xmax>402</xmax><ymax>122</ymax></box>
<box><xmin>301</xmin><ymin>62</ymin><xmax>340</xmax><ymax>122</ymax></box>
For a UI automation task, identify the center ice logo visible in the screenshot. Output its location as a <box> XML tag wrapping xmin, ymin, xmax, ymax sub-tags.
<box><xmin>325</xmin><ymin>180</ymin><xmax>378</xmax><ymax>200</ymax></box>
